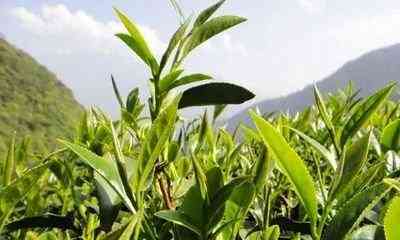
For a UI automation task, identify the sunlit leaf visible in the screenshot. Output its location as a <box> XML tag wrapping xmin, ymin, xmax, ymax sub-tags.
<box><xmin>250</xmin><ymin>111</ymin><xmax>318</xmax><ymax>226</ymax></box>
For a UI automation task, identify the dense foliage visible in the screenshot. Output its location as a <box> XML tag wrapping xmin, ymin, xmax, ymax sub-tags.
<box><xmin>1</xmin><ymin>1</ymin><xmax>400</xmax><ymax>240</ymax></box>
<box><xmin>0</xmin><ymin>39</ymin><xmax>83</xmax><ymax>159</ymax></box>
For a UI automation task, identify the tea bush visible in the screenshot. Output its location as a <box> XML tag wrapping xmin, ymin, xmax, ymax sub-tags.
<box><xmin>1</xmin><ymin>1</ymin><xmax>400</xmax><ymax>239</ymax></box>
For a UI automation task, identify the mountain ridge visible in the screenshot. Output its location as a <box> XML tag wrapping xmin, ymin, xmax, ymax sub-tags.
<box><xmin>227</xmin><ymin>43</ymin><xmax>400</xmax><ymax>129</ymax></box>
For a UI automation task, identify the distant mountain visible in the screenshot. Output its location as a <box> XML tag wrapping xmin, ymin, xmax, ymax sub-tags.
<box><xmin>0</xmin><ymin>39</ymin><xmax>83</xmax><ymax>157</ymax></box>
<box><xmin>228</xmin><ymin>43</ymin><xmax>400</xmax><ymax>129</ymax></box>
<box><xmin>0</xmin><ymin>33</ymin><xmax>4</xmax><ymax>39</ymax></box>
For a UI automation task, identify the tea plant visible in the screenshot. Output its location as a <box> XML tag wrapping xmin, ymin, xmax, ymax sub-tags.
<box><xmin>1</xmin><ymin>1</ymin><xmax>400</xmax><ymax>240</ymax></box>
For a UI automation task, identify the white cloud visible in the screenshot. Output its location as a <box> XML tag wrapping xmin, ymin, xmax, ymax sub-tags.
<box><xmin>297</xmin><ymin>0</ymin><xmax>326</xmax><ymax>14</ymax></box>
<box><xmin>10</xmin><ymin>4</ymin><xmax>165</xmax><ymax>56</ymax></box>
<box><xmin>326</xmin><ymin>11</ymin><xmax>400</xmax><ymax>53</ymax></box>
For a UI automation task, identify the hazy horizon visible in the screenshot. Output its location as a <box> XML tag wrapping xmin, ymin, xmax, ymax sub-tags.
<box><xmin>2</xmin><ymin>0</ymin><xmax>400</xmax><ymax>117</ymax></box>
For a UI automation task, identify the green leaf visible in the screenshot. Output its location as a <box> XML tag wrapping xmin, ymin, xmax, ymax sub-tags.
<box><xmin>159</xmin><ymin>69</ymin><xmax>184</xmax><ymax>93</ymax></box>
<box><xmin>170</xmin><ymin>74</ymin><xmax>213</xmax><ymax>90</ymax></box>
<box><xmin>114</xmin><ymin>8</ymin><xmax>158</xmax><ymax>74</ymax></box>
<box><xmin>322</xmin><ymin>182</ymin><xmax>392</xmax><ymax>240</ymax></box>
<box><xmin>181</xmin><ymin>184</ymin><xmax>205</xmax><ymax>228</ymax></box>
<box><xmin>179</xmin><ymin>82</ymin><xmax>255</xmax><ymax>109</ymax></box>
<box><xmin>2</xmin><ymin>134</ymin><xmax>15</xmax><ymax>186</ymax></box>
<box><xmin>213</xmin><ymin>104</ymin><xmax>227</xmax><ymax>122</ymax></box>
<box><xmin>194</xmin><ymin>0</ymin><xmax>226</xmax><ymax>27</ymax></box>
<box><xmin>119</xmin><ymin>215</ymin><xmax>139</xmax><ymax>240</ymax></box>
<box><xmin>289</xmin><ymin>127</ymin><xmax>337</xmax><ymax>170</ymax></box>
<box><xmin>60</xmin><ymin>141</ymin><xmax>135</xmax><ymax>213</ymax></box>
<box><xmin>136</xmin><ymin>96</ymin><xmax>179</xmax><ymax>191</ymax></box>
<box><xmin>314</xmin><ymin>85</ymin><xmax>334</xmax><ymax>131</ymax></box>
<box><xmin>250</xmin><ymin>111</ymin><xmax>318</xmax><ymax>225</ymax></box>
<box><xmin>253</xmin><ymin>148</ymin><xmax>274</xmax><ymax>192</ymax></box>
<box><xmin>384</xmin><ymin>196</ymin><xmax>400</xmax><ymax>240</ymax></box>
<box><xmin>126</xmin><ymin>88</ymin><xmax>140</xmax><ymax>113</ymax></box>
<box><xmin>182</xmin><ymin>15</ymin><xmax>247</xmax><ymax>58</ymax></box>
<box><xmin>155</xmin><ymin>210</ymin><xmax>202</xmax><ymax>237</ymax></box>
<box><xmin>111</xmin><ymin>75</ymin><xmax>124</xmax><ymax>108</ymax></box>
<box><xmin>38</xmin><ymin>232</ymin><xmax>58</xmax><ymax>240</ymax></box>
<box><xmin>0</xmin><ymin>162</ymin><xmax>50</xmax><ymax>232</ymax></box>
<box><xmin>206</xmin><ymin>177</ymin><xmax>250</xmax><ymax>228</ymax></box>
<box><xmin>340</xmin><ymin>83</ymin><xmax>396</xmax><ymax>146</ymax></box>
<box><xmin>5</xmin><ymin>213</ymin><xmax>76</xmax><ymax>233</ymax></box>
<box><xmin>331</xmin><ymin>132</ymin><xmax>372</xmax><ymax>198</ymax></box>
<box><xmin>381</xmin><ymin>119</ymin><xmax>400</xmax><ymax>152</ymax></box>
<box><xmin>314</xmin><ymin>85</ymin><xmax>340</xmax><ymax>154</ymax></box>
<box><xmin>159</xmin><ymin>17</ymin><xmax>191</xmax><ymax>73</ymax></box>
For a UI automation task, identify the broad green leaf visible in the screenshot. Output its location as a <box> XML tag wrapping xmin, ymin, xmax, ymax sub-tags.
<box><xmin>5</xmin><ymin>213</ymin><xmax>76</xmax><ymax>233</ymax></box>
<box><xmin>250</xmin><ymin>111</ymin><xmax>318</xmax><ymax>225</ymax></box>
<box><xmin>336</xmin><ymin>162</ymin><xmax>385</xmax><ymax>208</ymax></box>
<box><xmin>159</xmin><ymin>69</ymin><xmax>184</xmax><ymax>93</ymax></box>
<box><xmin>0</xmin><ymin>162</ymin><xmax>50</xmax><ymax>232</ymax></box>
<box><xmin>181</xmin><ymin>184</ymin><xmax>205</xmax><ymax>228</ymax></box>
<box><xmin>60</xmin><ymin>141</ymin><xmax>135</xmax><ymax>213</ymax></box>
<box><xmin>155</xmin><ymin>210</ymin><xmax>202</xmax><ymax>237</ymax></box>
<box><xmin>194</xmin><ymin>0</ymin><xmax>226</xmax><ymax>27</ymax></box>
<box><xmin>95</xmin><ymin>171</ymin><xmax>120</xmax><ymax>231</ymax></box>
<box><xmin>381</xmin><ymin>119</ymin><xmax>400</xmax><ymax>152</ymax></box>
<box><xmin>114</xmin><ymin>8</ymin><xmax>158</xmax><ymax>74</ymax></box>
<box><xmin>289</xmin><ymin>127</ymin><xmax>337</xmax><ymax>170</ymax></box>
<box><xmin>331</xmin><ymin>132</ymin><xmax>372</xmax><ymax>198</ymax></box>
<box><xmin>323</xmin><ymin>182</ymin><xmax>392</xmax><ymax>240</ymax></box>
<box><xmin>206</xmin><ymin>167</ymin><xmax>224</xmax><ymax>200</ymax></box>
<box><xmin>340</xmin><ymin>83</ymin><xmax>396</xmax><ymax>146</ymax></box>
<box><xmin>384</xmin><ymin>196</ymin><xmax>400</xmax><ymax>240</ymax></box>
<box><xmin>169</xmin><ymin>74</ymin><xmax>212</xmax><ymax>90</ymax></box>
<box><xmin>206</xmin><ymin>177</ymin><xmax>250</xmax><ymax>228</ymax></box>
<box><xmin>179</xmin><ymin>82</ymin><xmax>255</xmax><ymax>109</ymax></box>
<box><xmin>182</xmin><ymin>15</ymin><xmax>246</xmax><ymax>58</ymax></box>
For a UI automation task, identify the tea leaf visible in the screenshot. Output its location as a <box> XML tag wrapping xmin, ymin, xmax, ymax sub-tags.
<box><xmin>323</xmin><ymin>182</ymin><xmax>391</xmax><ymax>240</ymax></box>
<box><xmin>182</xmin><ymin>15</ymin><xmax>246</xmax><ymax>58</ymax></box>
<box><xmin>340</xmin><ymin>83</ymin><xmax>396</xmax><ymax>146</ymax></box>
<box><xmin>289</xmin><ymin>127</ymin><xmax>337</xmax><ymax>170</ymax></box>
<box><xmin>155</xmin><ymin>210</ymin><xmax>202</xmax><ymax>237</ymax></box>
<box><xmin>384</xmin><ymin>196</ymin><xmax>400</xmax><ymax>240</ymax></box>
<box><xmin>170</xmin><ymin>73</ymin><xmax>212</xmax><ymax>90</ymax></box>
<box><xmin>250</xmin><ymin>111</ymin><xmax>318</xmax><ymax>226</ymax></box>
<box><xmin>178</xmin><ymin>82</ymin><xmax>255</xmax><ymax>108</ymax></box>
<box><xmin>0</xmin><ymin>162</ymin><xmax>50</xmax><ymax>232</ymax></box>
<box><xmin>194</xmin><ymin>0</ymin><xmax>226</xmax><ymax>27</ymax></box>
<box><xmin>381</xmin><ymin>119</ymin><xmax>400</xmax><ymax>152</ymax></box>
<box><xmin>60</xmin><ymin>141</ymin><xmax>135</xmax><ymax>213</ymax></box>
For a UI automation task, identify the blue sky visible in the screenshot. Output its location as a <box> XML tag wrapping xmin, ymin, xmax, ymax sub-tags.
<box><xmin>1</xmin><ymin>0</ymin><xmax>400</xmax><ymax>118</ymax></box>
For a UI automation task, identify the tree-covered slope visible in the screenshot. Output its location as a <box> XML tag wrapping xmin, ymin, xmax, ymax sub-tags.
<box><xmin>0</xmin><ymin>39</ymin><xmax>83</xmax><ymax>156</ymax></box>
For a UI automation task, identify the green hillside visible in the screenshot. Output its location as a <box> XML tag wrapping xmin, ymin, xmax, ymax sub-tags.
<box><xmin>0</xmin><ymin>39</ymin><xmax>83</xmax><ymax>157</ymax></box>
